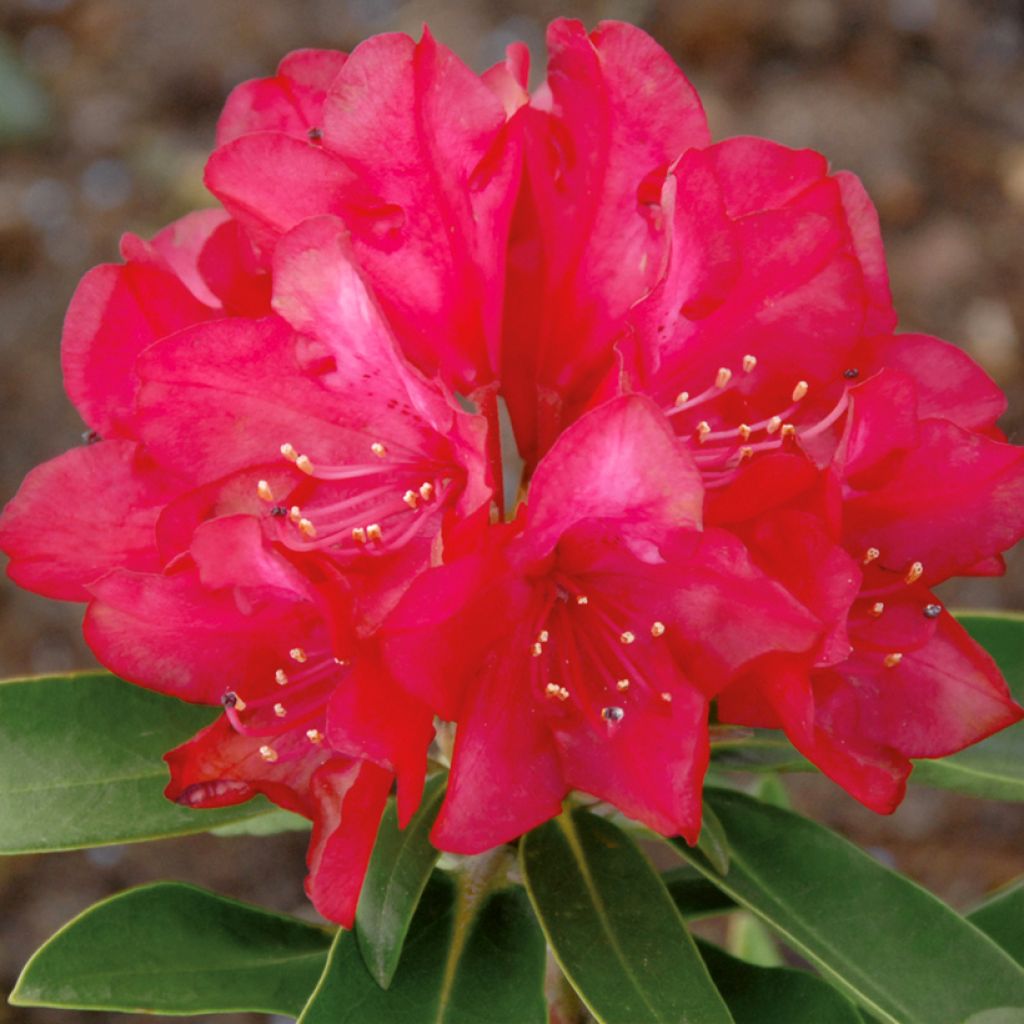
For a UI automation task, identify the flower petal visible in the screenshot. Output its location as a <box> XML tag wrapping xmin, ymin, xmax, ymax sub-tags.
<box><xmin>0</xmin><ymin>441</ymin><xmax>179</xmax><ymax>601</ymax></box>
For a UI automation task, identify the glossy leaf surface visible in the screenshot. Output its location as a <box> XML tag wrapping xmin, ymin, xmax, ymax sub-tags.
<box><xmin>698</xmin><ymin>940</ymin><xmax>862</xmax><ymax>1024</ymax></box>
<box><xmin>0</xmin><ymin>672</ymin><xmax>271</xmax><ymax>852</ymax></box>
<box><xmin>675</xmin><ymin>789</ymin><xmax>1024</xmax><ymax>1024</ymax></box>
<box><xmin>969</xmin><ymin>881</ymin><xmax>1024</xmax><ymax>967</ymax></box>
<box><xmin>11</xmin><ymin>883</ymin><xmax>331</xmax><ymax>1016</ymax></box>
<box><xmin>301</xmin><ymin>870</ymin><xmax>546</xmax><ymax>1023</ymax></box>
<box><xmin>521</xmin><ymin>808</ymin><xmax>734</xmax><ymax>1024</ymax></box>
<box><xmin>356</xmin><ymin>773</ymin><xmax>447</xmax><ymax>987</ymax></box>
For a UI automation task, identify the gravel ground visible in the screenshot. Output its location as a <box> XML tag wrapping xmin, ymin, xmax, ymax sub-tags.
<box><xmin>1</xmin><ymin>2</ymin><xmax>1022</xmax><ymax>1021</ymax></box>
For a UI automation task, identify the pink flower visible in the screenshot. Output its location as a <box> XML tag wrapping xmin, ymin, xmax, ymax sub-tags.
<box><xmin>2</xmin><ymin>16</ymin><xmax>1023</xmax><ymax>922</ymax></box>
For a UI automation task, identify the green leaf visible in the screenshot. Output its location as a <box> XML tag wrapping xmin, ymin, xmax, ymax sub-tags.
<box><xmin>697</xmin><ymin>939</ymin><xmax>863</xmax><ymax>1024</ymax></box>
<box><xmin>0</xmin><ymin>672</ymin><xmax>274</xmax><ymax>852</ymax></box>
<box><xmin>521</xmin><ymin>807</ymin><xmax>734</xmax><ymax>1024</ymax></box>
<box><xmin>356</xmin><ymin>772</ymin><xmax>447</xmax><ymax>988</ymax></box>
<box><xmin>909</xmin><ymin>612</ymin><xmax>1024</xmax><ymax>800</ymax></box>
<box><xmin>300</xmin><ymin>868</ymin><xmax>546</xmax><ymax>1023</ymax></box>
<box><xmin>209</xmin><ymin>807</ymin><xmax>311</xmax><ymax>837</ymax></box>
<box><xmin>969</xmin><ymin>881</ymin><xmax>1024</xmax><ymax>966</ymax></box>
<box><xmin>674</xmin><ymin>789</ymin><xmax>1024</xmax><ymax>1024</ymax></box>
<box><xmin>10</xmin><ymin>882</ymin><xmax>332</xmax><ymax>1016</ymax></box>
<box><xmin>662</xmin><ymin>866</ymin><xmax>735</xmax><ymax>920</ymax></box>
<box><xmin>726</xmin><ymin>912</ymin><xmax>782</xmax><ymax>968</ymax></box>
<box><xmin>696</xmin><ymin>801</ymin><xmax>730</xmax><ymax>874</ymax></box>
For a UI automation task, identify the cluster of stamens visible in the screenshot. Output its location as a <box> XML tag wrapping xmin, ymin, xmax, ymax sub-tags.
<box><xmin>856</xmin><ymin>548</ymin><xmax>943</xmax><ymax>670</ymax></box>
<box><xmin>222</xmin><ymin>645</ymin><xmax>349</xmax><ymax>764</ymax></box>
<box><xmin>256</xmin><ymin>439</ymin><xmax>443</xmax><ymax>554</ymax></box>
<box><xmin>530</xmin><ymin>584</ymin><xmax>675</xmax><ymax>728</ymax></box>
<box><xmin>666</xmin><ymin>356</ymin><xmax>856</xmax><ymax>486</ymax></box>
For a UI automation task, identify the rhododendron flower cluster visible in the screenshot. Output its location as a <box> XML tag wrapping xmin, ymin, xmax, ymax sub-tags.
<box><xmin>3</xmin><ymin>19</ymin><xmax>1023</xmax><ymax>926</ymax></box>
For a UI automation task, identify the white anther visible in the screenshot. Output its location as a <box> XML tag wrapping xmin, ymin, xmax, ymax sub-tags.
<box><xmin>370</xmin><ymin>442</ymin><xmax>387</xmax><ymax>458</ymax></box>
<box><xmin>715</xmin><ymin>367</ymin><xmax>733</xmax><ymax>389</ymax></box>
<box><xmin>257</xmin><ymin>480</ymin><xmax>275</xmax><ymax>503</ymax></box>
<box><xmin>289</xmin><ymin>647</ymin><xmax>308</xmax><ymax>663</ymax></box>
<box><xmin>352</xmin><ymin>527</ymin><xmax>367</xmax><ymax>544</ymax></box>
<box><xmin>651</xmin><ymin>621</ymin><xmax>666</xmax><ymax>637</ymax></box>
<box><xmin>259</xmin><ymin>745</ymin><xmax>279</xmax><ymax>763</ymax></box>
<box><xmin>674</xmin><ymin>391</ymin><xmax>690</xmax><ymax>407</ymax></box>
<box><xmin>742</xmin><ymin>354</ymin><xmax>758</xmax><ymax>373</ymax></box>
<box><xmin>620</xmin><ymin>631</ymin><xmax>635</xmax><ymax>645</ymax></box>
<box><xmin>275</xmin><ymin>669</ymin><xmax>288</xmax><ymax>687</ymax></box>
<box><xmin>403</xmin><ymin>490</ymin><xmax>419</xmax><ymax>509</ymax></box>
<box><xmin>295</xmin><ymin>454</ymin><xmax>315</xmax><ymax>476</ymax></box>
<box><xmin>306</xmin><ymin>729</ymin><xmax>324</xmax><ymax>744</ymax></box>
<box><xmin>766</xmin><ymin>416</ymin><xmax>782</xmax><ymax>434</ymax></box>
<box><xmin>273</xmin><ymin>703</ymin><xmax>287</xmax><ymax>718</ymax></box>
<box><xmin>298</xmin><ymin>518</ymin><xmax>317</xmax><ymax>538</ymax></box>
<box><xmin>366</xmin><ymin>523</ymin><xmax>384</xmax><ymax>543</ymax></box>
<box><xmin>280</xmin><ymin>443</ymin><xmax>298</xmax><ymax>462</ymax></box>
<box><xmin>792</xmin><ymin>380</ymin><xmax>809</xmax><ymax>402</ymax></box>
<box><xmin>863</xmin><ymin>547</ymin><xmax>880</xmax><ymax>565</ymax></box>
<box><xmin>884</xmin><ymin>652</ymin><xmax>903</xmax><ymax>668</ymax></box>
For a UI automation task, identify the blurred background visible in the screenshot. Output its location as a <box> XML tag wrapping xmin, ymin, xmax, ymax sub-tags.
<box><xmin>1</xmin><ymin>0</ymin><xmax>1022</xmax><ymax>1020</ymax></box>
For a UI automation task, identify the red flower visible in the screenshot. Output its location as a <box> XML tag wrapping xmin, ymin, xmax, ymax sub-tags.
<box><xmin>383</xmin><ymin>397</ymin><xmax>827</xmax><ymax>851</ymax></box>
<box><xmin>2</xmin><ymin>16</ymin><xmax>1023</xmax><ymax>922</ymax></box>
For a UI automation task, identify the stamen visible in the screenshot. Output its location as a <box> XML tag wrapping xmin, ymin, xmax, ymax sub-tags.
<box><xmin>545</xmin><ymin>682</ymin><xmax>560</xmax><ymax>698</ymax></box>
<box><xmin>650</xmin><ymin>621</ymin><xmax>666</xmax><ymax>637</ymax></box>
<box><xmin>306</xmin><ymin>729</ymin><xmax>324</xmax><ymax>744</ymax></box>
<box><xmin>257</xmin><ymin>480</ymin><xmax>275</xmax><ymax>503</ymax></box>
<box><xmin>295</xmin><ymin>454</ymin><xmax>315</xmax><ymax>476</ymax></box>
<box><xmin>557</xmin><ymin>687</ymin><xmax>570</xmax><ymax>701</ymax></box>
<box><xmin>538</xmin><ymin>630</ymin><xmax>550</xmax><ymax>642</ymax></box>
<box><xmin>273</xmin><ymin>703</ymin><xmax>287</xmax><ymax>718</ymax></box>
<box><xmin>924</xmin><ymin>603</ymin><xmax>942</xmax><ymax>619</ymax></box>
<box><xmin>601</xmin><ymin>706</ymin><xmax>625</xmax><ymax>723</ymax></box>
<box><xmin>619</xmin><ymin>631</ymin><xmax>636</xmax><ymax>645</ymax></box>
<box><xmin>863</xmin><ymin>547</ymin><xmax>880</xmax><ymax>565</ymax></box>
<box><xmin>531</xmin><ymin>643</ymin><xmax>543</xmax><ymax>657</ymax></box>
<box><xmin>298</xmin><ymin>518</ymin><xmax>317</xmax><ymax>538</ymax></box>
<box><xmin>792</xmin><ymin>380</ymin><xmax>809</xmax><ymax>402</ymax></box>
<box><xmin>403</xmin><ymin>490</ymin><xmax>419</xmax><ymax>509</ymax></box>
<box><xmin>289</xmin><ymin>506</ymin><xmax>302</xmax><ymax>524</ymax></box>
<box><xmin>869</xmin><ymin>601</ymin><xmax>885</xmax><ymax>617</ymax></box>
<box><xmin>766</xmin><ymin>416</ymin><xmax>782</xmax><ymax>434</ymax></box>
<box><xmin>366</xmin><ymin>523</ymin><xmax>384</xmax><ymax>543</ymax></box>
<box><xmin>674</xmin><ymin>391</ymin><xmax>690</xmax><ymax>407</ymax></box>
<box><xmin>884</xmin><ymin>652</ymin><xmax>903</xmax><ymax>668</ymax></box>
<box><xmin>259</xmin><ymin>745</ymin><xmax>279</xmax><ymax>762</ymax></box>
<box><xmin>660</xmin><ymin>692</ymin><xmax>673</xmax><ymax>703</ymax></box>
<box><xmin>275</xmin><ymin>669</ymin><xmax>288</xmax><ymax>687</ymax></box>
<box><xmin>576</xmin><ymin>595</ymin><xmax>589</xmax><ymax>606</ymax></box>
<box><xmin>280</xmin><ymin>443</ymin><xmax>298</xmax><ymax>462</ymax></box>
<box><xmin>905</xmin><ymin>561</ymin><xmax>924</xmax><ymax>585</ymax></box>
<box><xmin>290</xmin><ymin>647</ymin><xmax>308</xmax><ymax>663</ymax></box>
<box><xmin>370</xmin><ymin>442</ymin><xmax>387</xmax><ymax>458</ymax></box>
<box><xmin>715</xmin><ymin>367</ymin><xmax>733</xmax><ymax>389</ymax></box>
<box><xmin>780</xmin><ymin>423</ymin><xmax>796</xmax><ymax>439</ymax></box>
<box><xmin>616</xmin><ymin>678</ymin><xmax>631</xmax><ymax>691</ymax></box>
<box><xmin>352</xmin><ymin>527</ymin><xmax>367</xmax><ymax>544</ymax></box>
<box><xmin>419</xmin><ymin>482</ymin><xmax>435</xmax><ymax>502</ymax></box>
<box><xmin>696</xmin><ymin>421</ymin><xmax>711</xmax><ymax>443</ymax></box>
<box><xmin>742</xmin><ymin>354</ymin><xmax>757</xmax><ymax>372</ymax></box>
<box><xmin>737</xmin><ymin>424</ymin><xmax>752</xmax><ymax>441</ymax></box>
<box><xmin>738</xmin><ymin>446</ymin><xmax>754</xmax><ymax>462</ymax></box>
